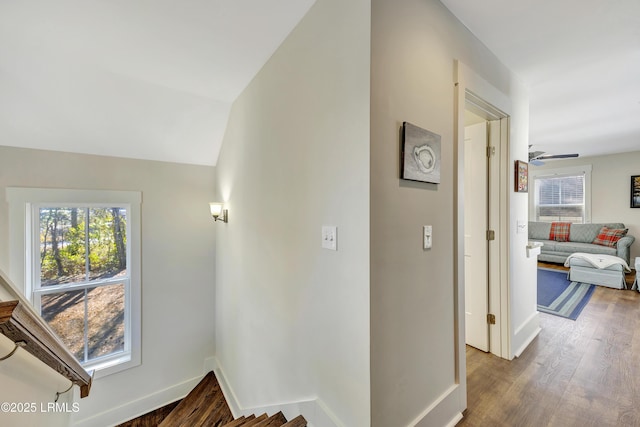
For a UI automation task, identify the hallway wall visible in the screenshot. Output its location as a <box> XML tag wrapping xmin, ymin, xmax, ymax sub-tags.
<box><xmin>370</xmin><ymin>0</ymin><xmax>531</xmax><ymax>424</ymax></box>
<box><xmin>214</xmin><ymin>0</ymin><xmax>371</xmax><ymax>425</ymax></box>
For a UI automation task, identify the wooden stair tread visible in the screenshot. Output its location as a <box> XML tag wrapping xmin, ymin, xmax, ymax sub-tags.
<box><xmin>241</xmin><ymin>413</ymin><xmax>268</xmax><ymax>426</ymax></box>
<box><xmin>116</xmin><ymin>372</ymin><xmax>306</xmax><ymax>427</ymax></box>
<box><xmin>158</xmin><ymin>371</ymin><xmax>233</xmax><ymax>427</ymax></box>
<box><xmin>253</xmin><ymin>411</ymin><xmax>287</xmax><ymax>427</ymax></box>
<box><xmin>223</xmin><ymin>415</ymin><xmax>262</xmax><ymax>427</ymax></box>
<box><xmin>222</xmin><ymin>416</ymin><xmax>249</xmax><ymax>427</ymax></box>
<box><xmin>281</xmin><ymin>415</ymin><xmax>307</xmax><ymax>427</ymax></box>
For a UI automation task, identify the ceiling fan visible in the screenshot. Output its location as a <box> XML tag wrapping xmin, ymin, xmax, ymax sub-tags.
<box><xmin>528</xmin><ymin>146</ymin><xmax>579</xmax><ymax>165</ymax></box>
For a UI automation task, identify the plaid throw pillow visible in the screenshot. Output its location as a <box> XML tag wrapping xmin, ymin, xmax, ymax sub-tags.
<box><xmin>592</xmin><ymin>226</ymin><xmax>628</xmax><ymax>247</ymax></box>
<box><xmin>549</xmin><ymin>222</ymin><xmax>571</xmax><ymax>242</ymax></box>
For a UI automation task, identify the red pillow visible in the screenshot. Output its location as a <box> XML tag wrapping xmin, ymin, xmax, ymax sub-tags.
<box><xmin>549</xmin><ymin>222</ymin><xmax>571</xmax><ymax>242</ymax></box>
<box><xmin>592</xmin><ymin>226</ymin><xmax>628</xmax><ymax>247</ymax></box>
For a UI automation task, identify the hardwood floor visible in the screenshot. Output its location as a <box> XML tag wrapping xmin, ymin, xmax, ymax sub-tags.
<box><xmin>458</xmin><ymin>263</ymin><xmax>640</xmax><ymax>427</ymax></box>
<box><xmin>116</xmin><ymin>400</ymin><xmax>180</xmax><ymax>427</ymax></box>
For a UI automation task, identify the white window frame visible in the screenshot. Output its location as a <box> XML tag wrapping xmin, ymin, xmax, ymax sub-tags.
<box><xmin>6</xmin><ymin>188</ymin><xmax>141</xmax><ymax>378</ymax></box>
<box><xmin>529</xmin><ymin>165</ymin><xmax>592</xmax><ymax>223</ymax></box>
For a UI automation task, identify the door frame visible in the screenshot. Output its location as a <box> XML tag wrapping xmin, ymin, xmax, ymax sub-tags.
<box><xmin>453</xmin><ymin>60</ymin><xmax>512</xmax><ymax>406</ymax></box>
<box><xmin>486</xmin><ymin>116</ymin><xmax>510</xmax><ymax>357</ymax></box>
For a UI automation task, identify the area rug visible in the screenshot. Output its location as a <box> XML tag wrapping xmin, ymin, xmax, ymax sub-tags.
<box><xmin>537</xmin><ymin>268</ymin><xmax>595</xmax><ymax>320</ymax></box>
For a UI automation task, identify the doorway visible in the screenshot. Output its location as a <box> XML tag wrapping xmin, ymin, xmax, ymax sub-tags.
<box><xmin>454</xmin><ymin>60</ymin><xmax>513</xmax><ymax>415</ymax></box>
<box><xmin>462</xmin><ymin>91</ymin><xmax>509</xmax><ymax>357</ymax></box>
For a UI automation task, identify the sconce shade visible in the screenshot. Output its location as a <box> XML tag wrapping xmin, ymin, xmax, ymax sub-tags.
<box><xmin>209</xmin><ymin>202</ymin><xmax>228</xmax><ymax>223</ymax></box>
<box><xmin>209</xmin><ymin>203</ymin><xmax>222</xmax><ymax>217</ymax></box>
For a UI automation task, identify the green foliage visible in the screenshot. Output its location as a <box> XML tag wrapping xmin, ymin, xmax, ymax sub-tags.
<box><xmin>40</xmin><ymin>207</ymin><xmax>127</xmax><ymax>284</ymax></box>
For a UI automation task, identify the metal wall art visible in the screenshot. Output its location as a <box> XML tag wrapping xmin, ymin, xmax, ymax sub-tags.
<box><xmin>401</xmin><ymin>122</ymin><xmax>441</xmax><ymax>184</ymax></box>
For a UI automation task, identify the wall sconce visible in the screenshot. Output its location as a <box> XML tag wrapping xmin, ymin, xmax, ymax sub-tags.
<box><xmin>209</xmin><ymin>202</ymin><xmax>228</xmax><ymax>223</ymax></box>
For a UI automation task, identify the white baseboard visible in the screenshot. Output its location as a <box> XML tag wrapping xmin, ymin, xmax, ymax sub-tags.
<box><xmin>209</xmin><ymin>357</ymin><xmax>343</xmax><ymax>427</ymax></box>
<box><xmin>513</xmin><ymin>326</ymin><xmax>541</xmax><ymax>358</ymax></box>
<box><xmin>512</xmin><ymin>311</ymin><xmax>541</xmax><ymax>358</ymax></box>
<box><xmin>406</xmin><ymin>384</ymin><xmax>464</xmax><ymax>427</ymax></box>
<box><xmin>72</xmin><ymin>375</ymin><xmax>201</xmax><ymax>427</ymax></box>
<box><xmin>445</xmin><ymin>412</ymin><xmax>464</xmax><ymax>427</ymax></box>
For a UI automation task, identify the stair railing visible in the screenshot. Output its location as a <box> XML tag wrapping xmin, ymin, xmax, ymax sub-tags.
<box><xmin>0</xmin><ymin>269</ymin><xmax>93</xmax><ymax>398</ymax></box>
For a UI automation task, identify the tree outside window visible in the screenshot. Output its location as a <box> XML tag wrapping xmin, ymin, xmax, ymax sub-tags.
<box><xmin>34</xmin><ymin>206</ymin><xmax>129</xmax><ymax>365</ymax></box>
<box><xmin>7</xmin><ymin>188</ymin><xmax>141</xmax><ymax>377</ymax></box>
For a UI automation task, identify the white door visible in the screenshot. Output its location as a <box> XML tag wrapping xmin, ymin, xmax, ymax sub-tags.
<box><xmin>464</xmin><ymin>121</ymin><xmax>489</xmax><ymax>352</ymax></box>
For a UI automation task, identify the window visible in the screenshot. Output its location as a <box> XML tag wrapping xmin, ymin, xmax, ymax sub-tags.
<box><xmin>530</xmin><ymin>165</ymin><xmax>592</xmax><ymax>223</ymax></box>
<box><xmin>34</xmin><ymin>206</ymin><xmax>129</xmax><ymax>365</ymax></box>
<box><xmin>7</xmin><ymin>189</ymin><xmax>141</xmax><ymax>377</ymax></box>
<box><xmin>535</xmin><ymin>175</ymin><xmax>584</xmax><ymax>222</ymax></box>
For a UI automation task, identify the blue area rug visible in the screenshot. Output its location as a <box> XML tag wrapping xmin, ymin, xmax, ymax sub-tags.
<box><xmin>537</xmin><ymin>268</ymin><xmax>595</xmax><ymax>320</ymax></box>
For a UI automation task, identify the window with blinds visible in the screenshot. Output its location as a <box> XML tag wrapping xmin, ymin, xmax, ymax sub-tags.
<box><xmin>533</xmin><ymin>174</ymin><xmax>586</xmax><ymax>223</ymax></box>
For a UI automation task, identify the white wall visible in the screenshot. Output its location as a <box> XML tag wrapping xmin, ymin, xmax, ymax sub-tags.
<box><xmin>0</xmin><ymin>333</ymin><xmax>75</xmax><ymax>427</ymax></box>
<box><xmin>531</xmin><ymin>150</ymin><xmax>640</xmax><ymax>261</ymax></box>
<box><xmin>214</xmin><ymin>0</ymin><xmax>371</xmax><ymax>426</ymax></box>
<box><xmin>507</xmin><ymin>80</ymin><xmax>539</xmax><ymax>359</ymax></box>
<box><xmin>0</xmin><ymin>273</ymin><xmax>74</xmax><ymax>427</ymax></box>
<box><xmin>370</xmin><ymin>0</ymin><xmax>532</xmax><ymax>425</ymax></box>
<box><xmin>0</xmin><ymin>146</ymin><xmax>217</xmax><ymax>426</ymax></box>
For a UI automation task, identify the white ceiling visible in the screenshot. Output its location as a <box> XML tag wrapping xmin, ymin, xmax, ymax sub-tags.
<box><xmin>442</xmin><ymin>0</ymin><xmax>640</xmax><ymax>159</ymax></box>
<box><xmin>0</xmin><ymin>0</ymin><xmax>315</xmax><ymax>166</ymax></box>
<box><xmin>2</xmin><ymin>1</ymin><xmax>637</xmax><ymax>166</ymax></box>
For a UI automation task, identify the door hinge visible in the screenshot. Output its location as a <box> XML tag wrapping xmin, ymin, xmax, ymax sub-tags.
<box><xmin>487</xmin><ymin>314</ymin><xmax>496</xmax><ymax>325</ymax></box>
<box><xmin>486</xmin><ymin>230</ymin><xmax>495</xmax><ymax>241</ymax></box>
<box><xmin>486</xmin><ymin>146</ymin><xmax>496</xmax><ymax>157</ymax></box>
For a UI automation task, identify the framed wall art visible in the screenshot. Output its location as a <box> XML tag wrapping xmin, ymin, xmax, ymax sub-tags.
<box><xmin>401</xmin><ymin>122</ymin><xmax>441</xmax><ymax>184</ymax></box>
<box><xmin>631</xmin><ymin>175</ymin><xmax>640</xmax><ymax>208</ymax></box>
<box><xmin>515</xmin><ymin>160</ymin><xmax>528</xmax><ymax>193</ymax></box>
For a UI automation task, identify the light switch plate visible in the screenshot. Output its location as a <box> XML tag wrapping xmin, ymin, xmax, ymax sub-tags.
<box><xmin>322</xmin><ymin>226</ymin><xmax>337</xmax><ymax>250</ymax></box>
<box><xmin>423</xmin><ymin>225</ymin><xmax>432</xmax><ymax>249</ymax></box>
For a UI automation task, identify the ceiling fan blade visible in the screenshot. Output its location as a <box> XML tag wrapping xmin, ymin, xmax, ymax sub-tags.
<box><xmin>536</xmin><ymin>153</ymin><xmax>579</xmax><ymax>160</ymax></box>
<box><xmin>528</xmin><ymin>150</ymin><xmax>545</xmax><ymax>160</ymax></box>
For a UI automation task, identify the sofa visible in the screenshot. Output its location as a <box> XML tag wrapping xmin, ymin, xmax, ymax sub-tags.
<box><xmin>528</xmin><ymin>221</ymin><xmax>635</xmax><ymax>265</ymax></box>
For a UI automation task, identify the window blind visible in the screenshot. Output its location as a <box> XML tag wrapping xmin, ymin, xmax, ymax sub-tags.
<box><xmin>534</xmin><ymin>174</ymin><xmax>585</xmax><ymax>223</ymax></box>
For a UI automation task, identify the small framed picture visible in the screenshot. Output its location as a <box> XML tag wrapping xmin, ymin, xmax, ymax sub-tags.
<box><xmin>515</xmin><ymin>160</ymin><xmax>528</xmax><ymax>193</ymax></box>
<box><xmin>631</xmin><ymin>175</ymin><xmax>640</xmax><ymax>208</ymax></box>
<box><xmin>401</xmin><ymin>122</ymin><xmax>441</xmax><ymax>184</ymax></box>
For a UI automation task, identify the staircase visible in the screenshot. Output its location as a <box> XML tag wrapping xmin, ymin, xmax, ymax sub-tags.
<box><xmin>121</xmin><ymin>371</ymin><xmax>307</xmax><ymax>427</ymax></box>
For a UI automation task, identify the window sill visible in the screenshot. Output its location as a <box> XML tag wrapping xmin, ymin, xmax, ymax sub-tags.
<box><xmin>85</xmin><ymin>351</ymin><xmax>141</xmax><ymax>380</ymax></box>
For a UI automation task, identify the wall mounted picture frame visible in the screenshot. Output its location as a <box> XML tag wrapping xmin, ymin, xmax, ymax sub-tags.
<box><xmin>631</xmin><ymin>175</ymin><xmax>640</xmax><ymax>208</ymax></box>
<box><xmin>515</xmin><ymin>160</ymin><xmax>528</xmax><ymax>193</ymax></box>
<box><xmin>401</xmin><ymin>122</ymin><xmax>441</xmax><ymax>184</ymax></box>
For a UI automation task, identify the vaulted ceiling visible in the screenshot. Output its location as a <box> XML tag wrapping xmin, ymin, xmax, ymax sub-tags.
<box><xmin>0</xmin><ymin>0</ymin><xmax>315</xmax><ymax>166</ymax></box>
<box><xmin>1</xmin><ymin>1</ymin><xmax>638</xmax><ymax>166</ymax></box>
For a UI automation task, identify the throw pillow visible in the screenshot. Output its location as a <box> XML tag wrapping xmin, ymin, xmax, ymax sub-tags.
<box><xmin>592</xmin><ymin>226</ymin><xmax>628</xmax><ymax>247</ymax></box>
<box><xmin>549</xmin><ymin>222</ymin><xmax>571</xmax><ymax>242</ymax></box>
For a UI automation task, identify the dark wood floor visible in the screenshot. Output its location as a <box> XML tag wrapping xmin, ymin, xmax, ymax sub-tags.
<box><xmin>458</xmin><ymin>263</ymin><xmax>640</xmax><ymax>427</ymax></box>
<box><xmin>116</xmin><ymin>401</ymin><xmax>180</xmax><ymax>427</ymax></box>
<box><xmin>116</xmin><ymin>400</ymin><xmax>180</xmax><ymax>427</ymax></box>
